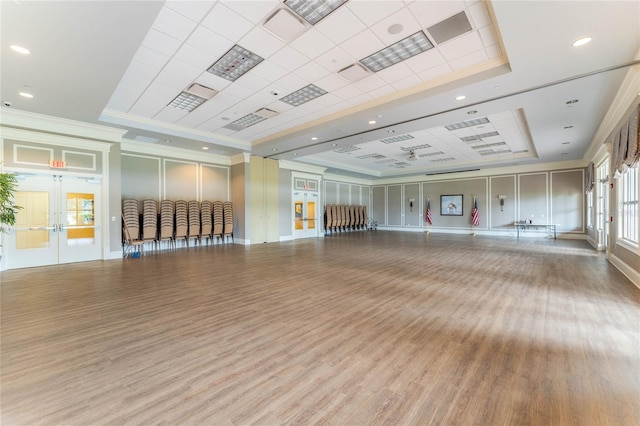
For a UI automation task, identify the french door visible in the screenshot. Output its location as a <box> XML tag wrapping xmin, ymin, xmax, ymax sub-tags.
<box><xmin>293</xmin><ymin>191</ymin><xmax>319</xmax><ymax>239</ymax></box>
<box><xmin>5</xmin><ymin>174</ymin><xmax>101</xmax><ymax>269</ymax></box>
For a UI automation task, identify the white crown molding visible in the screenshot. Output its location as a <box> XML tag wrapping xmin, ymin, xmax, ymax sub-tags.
<box><xmin>230</xmin><ymin>153</ymin><xmax>251</xmax><ymax>165</ymax></box>
<box><xmin>323</xmin><ymin>174</ymin><xmax>373</xmax><ymax>186</ymax></box>
<box><xmin>0</xmin><ymin>126</ymin><xmax>113</xmax><ymax>152</ymax></box>
<box><xmin>100</xmin><ymin>109</ymin><xmax>252</xmax><ymax>150</ymax></box>
<box><xmin>0</xmin><ymin>108</ymin><xmax>125</xmax><ymax>143</ymax></box>
<box><xmin>121</xmin><ymin>138</ymin><xmax>230</xmax><ymax>165</ymax></box>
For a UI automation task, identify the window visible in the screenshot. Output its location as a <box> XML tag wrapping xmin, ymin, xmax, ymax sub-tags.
<box><xmin>620</xmin><ymin>167</ymin><xmax>638</xmax><ymax>243</ymax></box>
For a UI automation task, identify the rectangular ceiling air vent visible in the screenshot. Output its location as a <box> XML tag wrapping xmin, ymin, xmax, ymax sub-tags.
<box><xmin>207</xmin><ymin>45</ymin><xmax>264</xmax><ymax>82</ymax></box>
<box><xmin>360</xmin><ymin>31</ymin><xmax>433</xmax><ymax>73</ymax></box>
<box><xmin>472</xmin><ymin>142</ymin><xmax>507</xmax><ymax>150</ymax></box>
<box><xmin>280</xmin><ymin>84</ymin><xmax>327</xmax><ymax>106</ymax></box>
<box><xmin>427</xmin><ymin>11</ymin><xmax>473</xmax><ymax>45</ymax></box>
<box><xmin>445</xmin><ymin>117</ymin><xmax>490</xmax><ymax>130</ymax></box>
<box><xmin>168</xmin><ymin>91</ymin><xmax>208</xmax><ymax>112</ymax></box>
<box><xmin>284</xmin><ymin>0</ymin><xmax>348</xmax><ymax>25</ymax></box>
<box><xmin>418</xmin><ymin>151</ymin><xmax>445</xmax><ymax>158</ymax></box>
<box><xmin>333</xmin><ymin>145</ymin><xmax>361</xmax><ymax>153</ymax></box>
<box><xmin>186</xmin><ymin>83</ymin><xmax>218</xmax><ymax>99</ymax></box>
<box><xmin>479</xmin><ymin>149</ymin><xmax>511</xmax><ymax>156</ymax></box>
<box><xmin>401</xmin><ymin>143</ymin><xmax>431</xmax><ymax>151</ymax></box>
<box><xmin>380</xmin><ymin>134</ymin><xmax>414</xmax><ymax>144</ymax></box>
<box><xmin>460</xmin><ymin>131</ymin><xmax>499</xmax><ymax>142</ymax></box>
<box><xmin>375</xmin><ymin>158</ymin><xmax>397</xmax><ymax>164</ymax></box>
<box><xmin>223</xmin><ymin>113</ymin><xmax>267</xmax><ymax>131</ymax></box>
<box><xmin>430</xmin><ymin>157</ymin><xmax>455</xmax><ymax>162</ymax></box>
<box><xmin>355</xmin><ymin>153</ymin><xmax>385</xmax><ymax>159</ymax></box>
<box><xmin>254</xmin><ymin>108</ymin><xmax>279</xmax><ymax>118</ymax></box>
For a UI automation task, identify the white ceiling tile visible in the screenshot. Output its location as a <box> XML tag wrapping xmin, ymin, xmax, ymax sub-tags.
<box><xmin>353</xmin><ymin>74</ymin><xmax>387</xmax><ymax>92</ymax></box>
<box><xmin>265</xmin><ymin>99</ymin><xmax>296</xmax><ymax>113</ymax></box>
<box><xmin>154</xmin><ymin>71</ymin><xmax>192</xmax><ymax>93</ymax></box>
<box><xmin>346</xmin><ymin>1</ymin><xmax>406</xmax><ymax>26</ymax></box>
<box><xmin>467</xmin><ymin>1</ymin><xmax>491</xmax><ymax>28</ymax></box>
<box><xmin>478</xmin><ymin>25</ymin><xmax>498</xmax><ymax>48</ymax></box>
<box><xmin>438</xmin><ymin>31</ymin><xmax>484</xmax><ymax>61</ymax></box>
<box><xmin>221</xmin><ymin>0</ymin><xmax>280</xmax><ymax>24</ymax></box>
<box><xmin>211</xmin><ymin>127</ymin><xmax>239</xmax><ymax>136</ymax></box>
<box><xmin>165</xmin><ymin>0</ymin><xmax>216</xmax><ymax>23</ymax></box>
<box><xmin>186</xmin><ymin>26</ymin><xmax>234</xmax><ymax>57</ymax></box>
<box><xmin>242</xmin><ymin>92</ymin><xmax>274</xmax><ymax>110</ymax></box>
<box><xmin>153</xmin><ymin>106</ymin><xmax>189</xmax><ymax>123</ymax></box>
<box><xmin>125</xmin><ymin>60</ymin><xmax>161</xmax><ymax>81</ymax></box>
<box><xmin>486</xmin><ymin>44</ymin><xmax>502</xmax><ymax>59</ymax></box>
<box><xmin>293</xmin><ymin>61</ymin><xmax>332</xmax><ymax>82</ymax></box>
<box><xmin>315</xmin><ymin>46</ymin><xmax>356</xmax><ymax>73</ymax></box>
<box><xmin>368</xmin><ymin>85</ymin><xmax>396</xmax><ymax>98</ymax></box>
<box><xmin>202</xmin><ymin>4</ymin><xmax>254</xmax><ymax>42</ymax></box>
<box><xmin>176</xmin><ymin>100</ymin><xmax>229</xmax><ymax>128</ymax></box>
<box><xmin>418</xmin><ymin>64</ymin><xmax>453</xmax><ymax>81</ymax></box>
<box><xmin>152</xmin><ymin>6</ymin><xmax>199</xmax><ymax>41</ymax></box>
<box><xmin>370</xmin><ymin>7</ymin><xmax>422</xmax><ymax>45</ymax></box>
<box><xmin>142</xmin><ymin>28</ymin><xmax>182</xmax><ymax>57</ymax></box>
<box><xmin>289</xmin><ymin>28</ymin><xmax>336</xmax><ymax>59</ymax></box>
<box><xmin>251</xmin><ymin>60</ymin><xmax>290</xmax><ymax>82</ymax></box>
<box><xmin>234</xmin><ymin>73</ymin><xmax>271</xmax><ymax>92</ymax></box>
<box><xmin>133</xmin><ymin>46</ymin><xmax>171</xmax><ymax>70</ymax></box>
<box><xmin>173</xmin><ymin>44</ymin><xmax>216</xmax><ymax>70</ymax></box>
<box><xmin>347</xmin><ymin>92</ymin><xmax>374</xmax><ymax>106</ymax></box>
<box><xmin>194</xmin><ymin>72</ymin><xmax>233</xmax><ymax>92</ymax></box>
<box><xmin>449</xmin><ymin>48</ymin><xmax>487</xmax><ymax>70</ymax></box>
<box><xmin>222</xmin><ymin>83</ymin><xmax>255</xmax><ymax>99</ymax></box>
<box><xmin>130</xmin><ymin>90</ymin><xmax>172</xmax><ymax>118</ymax></box>
<box><xmin>403</xmin><ymin>49</ymin><xmax>447</xmax><ymax>73</ymax></box>
<box><xmin>239</xmin><ymin>26</ymin><xmax>286</xmax><ymax>58</ymax></box>
<box><xmin>163</xmin><ymin>58</ymin><xmax>203</xmax><ymax>81</ymax></box>
<box><xmin>316</xmin><ymin>73</ymin><xmax>349</xmax><ymax>91</ymax></box>
<box><xmin>376</xmin><ymin>62</ymin><xmax>414</xmax><ymax>84</ymax></box>
<box><xmin>313</xmin><ymin>92</ymin><xmax>343</xmax><ymax>108</ymax></box>
<box><xmin>107</xmin><ymin>74</ymin><xmax>148</xmax><ymax>112</ymax></box>
<box><xmin>275</xmin><ymin>73</ymin><xmax>310</xmax><ymax>92</ymax></box>
<box><xmin>340</xmin><ymin>29</ymin><xmax>386</xmax><ymax>59</ymax></box>
<box><xmin>270</xmin><ymin>46</ymin><xmax>310</xmax><ymax>72</ymax></box>
<box><xmin>408</xmin><ymin>1</ymin><xmax>467</xmax><ymax>31</ymax></box>
<box><xmin>315</xmin><ymin>6</ymin><xmax>366</xmax><ymax>45</ymax></box>
<box><xmin>391</xmin><ymin>74</ymin><xmax>422</xmax><ymax>90</ymax></box>
<box><xmin>333</xmin><ymin>85</ymin><xmax>365</xmax><ymax>101</ymax></box>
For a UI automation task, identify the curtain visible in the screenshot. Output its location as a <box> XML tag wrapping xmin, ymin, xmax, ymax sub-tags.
<box><xmin>611</xmin><ymin>103</ymin><xmax>640</xmax><ymax>178</ymax></box>
<box><xmin>585</xmin><ymin>161</ymin><xmax>595</xmax><ymax>193</ymax></box>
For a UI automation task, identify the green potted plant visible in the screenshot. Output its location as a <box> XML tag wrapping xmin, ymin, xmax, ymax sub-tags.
<box><xmin>0</xmin><ymin>166</ymin><xmax>21</xmax><ymax>234</ymax></box>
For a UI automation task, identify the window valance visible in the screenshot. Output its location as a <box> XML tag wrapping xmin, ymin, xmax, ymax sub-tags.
<box><xmin>610</xmin><ymin>103</ymin><xmax>640</xmax><ymax>178</ymax></box>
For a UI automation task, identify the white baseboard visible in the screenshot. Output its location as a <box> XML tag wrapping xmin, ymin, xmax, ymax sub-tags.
<box><xmin>609</xmin><ymin>253</ymin><xmax>640</xmax><ymax>290</ymax></box>
<box><xmin>280</xmin><ymin>235</ymin><xmax>293</xmax><ymax>242</ymax></box>
<box><xmin>106</xmin><ymin>250</ymin><xmax>123</xmax><ymax>260</ymax></box>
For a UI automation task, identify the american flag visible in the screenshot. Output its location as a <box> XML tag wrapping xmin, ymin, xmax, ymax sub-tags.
<box><xmin>425</xmin><ymin>198</ymin><xmax>433</xmax><ymax>225</ymax></box>
<box><xmin>471</xmin><ymin>197</ymin><xmax>479</xmax><ymax>226</ymax></box>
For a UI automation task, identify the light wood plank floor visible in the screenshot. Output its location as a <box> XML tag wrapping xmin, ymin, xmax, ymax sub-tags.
<box><xmin>1</xmin><ymin>232</ymin><xmax>639</xmax><ymax>425</ymax></box>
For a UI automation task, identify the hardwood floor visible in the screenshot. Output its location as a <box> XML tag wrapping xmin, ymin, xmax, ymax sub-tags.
<box><xmin>1</xmin><ymin>232</ymin><xmax>639</xmax><ymax>425</ymax></box>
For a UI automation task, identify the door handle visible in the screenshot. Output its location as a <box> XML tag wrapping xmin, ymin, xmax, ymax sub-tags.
<box><xmin>59</xmin><ymin>223</ymin><xmax>65</xmax><ymax>231</ymax></box>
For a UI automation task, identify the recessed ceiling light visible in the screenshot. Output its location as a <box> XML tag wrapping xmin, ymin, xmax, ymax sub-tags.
<box><xmin>311</xmin><ymin>137</ymin><xmax>318</xmax><ymax>140</ymax></box>
<box><xmin>284</xmin><ymin>0</ymin><xmax>347</xmax><ymax>25</ymax></box>
<box><xmin>456</xmin><ymin>95</ymin><xmax>466</xmax><ymax>101</ymax></box>
<box><xmin>207</xmin><ymin>45</ymin><xmax>264</xmax><ymax>82</ymax></box>
<box><xmin>272</xmin><ymin>148</ymin><xmax>278</xmax><ymax>152</ymax></box>
<box><xmin>331</xmin><ymin>143</ymin><xmax>337</xmax><ymax>147</ymax></box>
<box><xmin>467</xmin><ymin>110</ymin><xmax>477</xmax><ymax>115</ymax></box>
<box><xmin>293</xmin><ymin>152</ymin><xmax>298</xmax><ymax>156</ymax></box>
<box><xmin>369</xmin><ymin>120</ymin><xmax>376</xmax><ymax>124</ymax></box>
<box><xmin>202</xmin><ymin>147</ymin><xmax>209</xmax><ymax>150</ymax></box>
<box><xmin>10</xmin><ymin>45</ymin><xmax>30</xmax><ymax>55</ymax></box>
<box><xmin>572</xmin><ymin>37</ymin><xmax>592</xmax><ymax>47</ymax></box>
<box><xmin>387</xmin><ymin>130</ymin><xmax>395</xmax><ymax>133</ymax></box>
<box><xmin>168</xmin><ymin>91</ymin><xmax>207</xmax><ymax>112</ymax></box>
<box><xmin>280</xmin><ymin>84</ymin><xmax>327</xmax><ymax>106</ymax></box>
<box><xmin>360</xmin><ymin>31</ymin><xmax>433</xmax><ymax>73</ymax></box>
<box><xmin>19</xmin><ymin>92</ymin><xmax>33</xmax><ymax>98</ymax></box>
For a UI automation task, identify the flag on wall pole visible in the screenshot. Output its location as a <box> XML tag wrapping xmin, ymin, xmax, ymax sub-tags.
<box><xmin>471</xmin><ymin>196</ymin><xmax>479</xmax><ymax>234</ymax></box>
<box><xmin>425</xmin><ymin>197</ymin><xmax>433</xmax><ymax>230</ymax></box>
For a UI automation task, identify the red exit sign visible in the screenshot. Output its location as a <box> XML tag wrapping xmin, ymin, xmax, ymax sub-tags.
<box><xmin>49</xmin><ymin>160</ymin><xmax>66</xmax><ymax>169</ymax></box>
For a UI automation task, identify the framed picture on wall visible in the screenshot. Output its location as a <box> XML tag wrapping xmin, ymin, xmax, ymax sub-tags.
<box><xmin>441</xmin><ymin>194</ymin><xmax>463</xmax><ymax>216</ymax></box>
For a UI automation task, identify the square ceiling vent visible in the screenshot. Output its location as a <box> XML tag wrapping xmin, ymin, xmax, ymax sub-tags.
<box><xmin>263</xmin><ymin>8</ymin><xmax>307</xmax><ymax>41</ymax></box>
<box><xmin>338</xmin><ymin>63</ymin><xmax>371</xmax><ymax>82</ymax></box>
<box><xmin>427</xmin><ymin>11</ymin><xmax>473</xmax><ymax>45</ymax></box>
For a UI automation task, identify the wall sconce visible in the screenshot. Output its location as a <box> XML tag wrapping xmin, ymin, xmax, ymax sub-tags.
<box><xmin>498</xmin><ymin>195</ymin><xmax>506</xmax><ymax>212</ymax></box>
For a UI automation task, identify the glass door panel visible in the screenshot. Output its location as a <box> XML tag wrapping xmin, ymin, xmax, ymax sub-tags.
<box><xmin>292</xmin><ymin>191</ymin><xmax>319</xmax><ymax>239</ymax></box>
<box><xmin>307</xmin><ymin>201</ymin><xmax>316</xmax><ymax>230</ymax></box>
<box><xmin>59</xmin><ymin>178</ymin><xmax>101</xmax><ymax>264</ymax></box>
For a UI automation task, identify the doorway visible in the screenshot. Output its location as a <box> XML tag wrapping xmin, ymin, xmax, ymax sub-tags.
<box><xmin>4</xmin><ymin>174</ymin><xmax>102</xmax><ymax>269</ymax></box>
<box><xmin>292</xmin><ymin>190</ymin><xmax>319</xmax><ymax>239</ymax></box>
